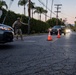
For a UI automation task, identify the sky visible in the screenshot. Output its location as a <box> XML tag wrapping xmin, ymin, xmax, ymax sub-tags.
<box><xmin>3</xmin><ymin>0</ymin><xmax>76</xmax><ymax>24</ymax></box>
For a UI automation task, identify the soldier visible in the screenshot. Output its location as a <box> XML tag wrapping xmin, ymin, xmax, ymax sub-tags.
<box><xmin>12</xmin><ymin>17</ymin><xmax>25</xmax><ymax>40</ymax></box>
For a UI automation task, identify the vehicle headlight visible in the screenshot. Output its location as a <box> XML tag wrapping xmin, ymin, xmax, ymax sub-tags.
<box><xmin>57</xmin><ymin>29</ymin><xmax>60</xmax><ymax>31</ymax></box>
<box><xmin>0</xmin><ymin>26</ymin><xmax>12</xmax><ymax>30</ymax></box>
<box><xmin>65</xmin><ymin>29</ymin><xmax>71</xmax><ymax>33</ymax></box>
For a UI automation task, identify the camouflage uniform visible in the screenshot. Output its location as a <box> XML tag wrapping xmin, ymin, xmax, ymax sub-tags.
<box><xmin>12</xmin><ymin>18</ymin><xmax>23</xmax><ymax>40</ymax></box>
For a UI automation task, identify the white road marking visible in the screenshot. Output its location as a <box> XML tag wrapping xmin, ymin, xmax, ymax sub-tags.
<box><xmin>23</xmin><ymin>40</ymin><xmax>36</xmax><ymax>43</ymax></box>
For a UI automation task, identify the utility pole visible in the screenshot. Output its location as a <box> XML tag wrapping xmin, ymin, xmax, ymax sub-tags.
<box><xmin>75</xmin><ymin>17</ymin><xmax>76</xmax><ymax>31</ymax></box>
<box><xmin>28</xmin><ymin>0</ymin><xmax>31</xmax><ymax>34</ymax></box>
<box><xmin>54</xmin><ymin>4</ymin><xmax>62</xmax><ymax>25</ymax></box>
<box><xmin>45</xmin><ymin>0</ymin><xmax>48</xmax><ymax>21</ymax></box>
<box><xmin>50</xmin><ymin>0</ymin><xmax>54</xmax><ymax>19</ymax></box>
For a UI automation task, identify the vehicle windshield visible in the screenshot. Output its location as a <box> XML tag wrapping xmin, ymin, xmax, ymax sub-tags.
<box><xmin>53</xmin><ymin>26</ymin><xmax>61</xmax><ymax>28</ymax></box>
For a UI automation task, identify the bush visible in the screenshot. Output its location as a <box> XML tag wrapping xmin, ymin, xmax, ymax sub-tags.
<box><xmin>0</xmin><ymin>9</ymin><xmax>50</xmax><ymax>34</ymax></box>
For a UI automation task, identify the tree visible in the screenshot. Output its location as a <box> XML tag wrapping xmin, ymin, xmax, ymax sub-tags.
<box><xmin>43</xmin><ymin>9</ymin><xmax>47</xmax><ymax>21</ymax></box>
<box><xmin>0</xmin><ymin>0</ymin><xmax>8</xmax><ymax>22</ymax></box>
<box><xmin>18</xmin><ymin>0</ymin><xmax>28</xmax><ymax>16</ymax></box>
<box><xmin>30</xmin><ymin>2</ymin><xmax>35</xmax><ymax>18</ymax></box>
<box><xmin>46</xmin><ymin>18</ymin><xmax>64</xmax><ymax>27</ymax></box>
<box><xmin>34</xmin><ymin>7</ymin><xmax>47</xmax><ymax>20</ymax></box>
<box><xmin>0</xmin><ymin>0</ymin><xmax>8</xmax><ymax>9</ymax></box>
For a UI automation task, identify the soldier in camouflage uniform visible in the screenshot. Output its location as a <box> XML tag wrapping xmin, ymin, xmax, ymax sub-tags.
<box><xmin>12</xmin><ymin>17</ymin><xmax>25</xmax><ymax>40</ymax></box>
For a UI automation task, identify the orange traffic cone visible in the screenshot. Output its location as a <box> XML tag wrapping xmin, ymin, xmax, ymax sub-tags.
<box><xmin>57</xmin><ymin>29</ymin><xmax>61</xmax><ymax>38</ymax></box>
<box><xmin>47</xmin><ymin>31</ymin><xmax>52</xmax><ymax>41</ymax></box>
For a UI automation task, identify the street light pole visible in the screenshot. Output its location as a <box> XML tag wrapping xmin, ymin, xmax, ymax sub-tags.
<box><xmin>50</xmin><ymin>0</ymin><xmax>54</xmax><ymax>19</ymax></box>
<box><xmin>28</xmin><ymin>0</ymin><xmax>31</xmax><ymax>34</ymax></box>
<box><xmin>45</xmin><ymin>0</ymin><xmax>48</xmax><ymax>21</ymax></box>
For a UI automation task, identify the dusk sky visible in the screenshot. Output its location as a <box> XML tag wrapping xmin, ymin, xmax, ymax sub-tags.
<box><xmin>3</xmin><ymin>0</ymin><xmax>76</xmax><ymax>24</ymax></box>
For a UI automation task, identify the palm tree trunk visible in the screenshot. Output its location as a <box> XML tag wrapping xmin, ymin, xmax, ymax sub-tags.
<box><xmin>0</xmin><ymin>9</ymin><xmax>2</xmax><ymax>18</ymax></box>
<box><xmin>45</xmin><ymin>13</ymin><xmax>46</xmax><ymax>21</ymax></box>
<box><xmin>36</xmin><ymin>12</ymin><xmax>39</xmax><ymax>20</ymax></box>
<box><xmin>24</xmin><ymin>5</ymin><xmax>26</xmax><ymax>16</ymax></box>
<box><xmin>40</xmin><ymin>13</ymin><xmax>41</xmax><ymax>20</ymax></box>
<box><xmin>32</xmin><ymin>9</ymin><xmax>33</xmax><ymax>18</ymax></box>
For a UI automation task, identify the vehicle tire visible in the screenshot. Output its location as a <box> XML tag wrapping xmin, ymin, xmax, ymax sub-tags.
<box><xmin>51</xmin><ymin>33</ymin><xmax>53</xmax><ymax>35</ymax></box>
<box><xmin>56</xmin><ymin>33</ymin><xmax>58</xmax><ymax>35</ymax></box>
<box><xmin>64</xmin><ymin>33</ymin><xmax>66</xmax><ymax>35</ymax></box>
<box><xmin>60</xmin><ymin>33</ymin><xmax>61</xmax><ymax>35</ymax></box>
<box><xmin>59</xmin><ymin>32</ymin><xmax>61</xmax><ymax>35</ymax></box>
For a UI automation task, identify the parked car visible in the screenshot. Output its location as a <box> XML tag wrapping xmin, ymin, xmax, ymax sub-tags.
<box><xmin>0</xmin><ymin>24</ymin><xmax>14</xmax><ymax>43</ymax></box>
<box><xmin>50</xmin><ymin>25</ymin><xmax>66</xmax><ymax>35</ymax></box>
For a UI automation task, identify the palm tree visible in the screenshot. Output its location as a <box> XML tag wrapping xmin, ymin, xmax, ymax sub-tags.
<box><xmin>27</xmin><ymin>1</ymin><xmax>35</xmax><ymax>18</ymax></box>
<box><xmin>34</xmin><ymin>7</ymin><xmax>44</xmax><ymax>20</ymax></box>
<box><xmin>0</xmin><ymin>0</ymin><xmax>8</xmax><ymax>9</ymax></box>
<box><xmin>18</xmin><ymin>0</ymin><xmax>28</xmax><ymax>16</ymax></box>
<box><xmin>30</xmin><ymin>2</ymin><xmax>35</xmax><ymax>18</ymax></box>
<box><xmin>0</xmin><ymin>0</ymin><xmax>8</xmax><ymax>19</ymax></box>
<box><xmin>43</xmin><ymin>9</ymin><xmax>47</xmax><ymax>21</ymax></box>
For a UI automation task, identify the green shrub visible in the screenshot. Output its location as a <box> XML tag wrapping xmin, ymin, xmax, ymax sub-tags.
<box><xmin>0</xmin><ymin>9</ymin><xmax>50</xmax><ymax>34</ymax></box>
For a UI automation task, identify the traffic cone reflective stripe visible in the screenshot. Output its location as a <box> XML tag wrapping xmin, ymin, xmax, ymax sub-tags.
<box><xmin>47</xmin><ymin>31</ymin><xmax>52</xmax><ymax>41</ymax></box>
<box><xmin>57</xmin><ymin>30</ymin><xmax>61</xmax><ymax>38</ymax></box>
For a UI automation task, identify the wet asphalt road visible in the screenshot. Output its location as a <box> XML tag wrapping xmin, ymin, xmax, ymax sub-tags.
<box><xmin>0</xmin><ymin>32</ymin><xmax>76</xmax><ymax>75</ymax></box>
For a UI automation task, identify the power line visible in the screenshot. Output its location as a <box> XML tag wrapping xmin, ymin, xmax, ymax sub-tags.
<box><xmin>54</xmin><ymin>4</ymin><xmax>62</xmax><ymax>25</ymax></box>
<box><xmin>60</xmin><ymin>12</ymin><xmax>74</xmax><ymax>19</ymax></box>
<box><xmin>37</xmin><ymin>0</ymin><xmax>51</xmax><ymax>20</ymax></box>
<box><xmin>38</xmin><ymin>0</ymin><xmax>74</xmax><ymax>24</ymax></box>
<box><xmin>38</xmin><ymin>0</ymin><xmax>56</xmax><ymax>15</ymax></box>
<box><xmin>50</xmin><ymin>0</ymin><xmax>54</xmax><ymax>18</ymax></box>
<box><xmin>54</xmin><ymin>4</ymin><xmax>62</xmax><ymax>18</ymax></box>
<box><xmin>45</xmin><ymin>0</ymin><xmax>48</xmax><ymax>21</ymax></box>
